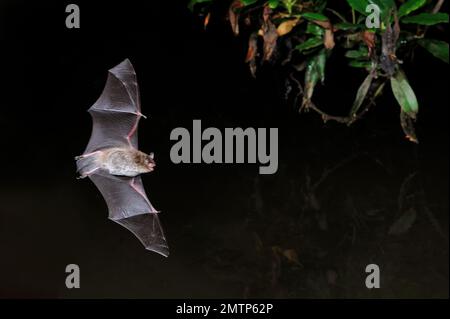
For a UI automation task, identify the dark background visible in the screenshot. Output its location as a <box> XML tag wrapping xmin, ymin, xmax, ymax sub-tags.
<box><xmin>0</xmin><ymin>0</ymin><xmax>448</xmax><ymax>298</ymax></box>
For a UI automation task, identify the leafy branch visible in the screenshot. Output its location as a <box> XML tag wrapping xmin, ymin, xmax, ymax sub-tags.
<box><xmin>189</xmin><ymin>0</ymin><xmax>449</xmax><ymax>142</ymax></box>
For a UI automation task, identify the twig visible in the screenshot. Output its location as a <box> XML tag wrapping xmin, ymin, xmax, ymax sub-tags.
<box><xmin>418</xmin><ymin>186</ymin><xmax>448</xmax><ymax>242</ymax></box>
<box><xmin>306</xmin><ymin>103</ymin><xmax>350</xmax><ymax>124</ymax></box>
<box><xmin>420</xmin><ymin>0</ymin><xmax>445</xmax><ymax>37</ymax></box>
<box><xmin>348</xmin><ymin>80</ymin><xmax>386</xmax><ymax>125</ymax></box>
<box><xmin>424</xmin><ymin>206</ymin><xmax>448</xmax><ymax>241</ymax></box>
<box><xmin>432</xmin><ymin>0</ymin><xmax>445</xmax><ymax>14</ymax></box>
<box><xmin>289</xmin><ymin>72</ymin><xmax>385</xmax><ymax>126</ymax></box>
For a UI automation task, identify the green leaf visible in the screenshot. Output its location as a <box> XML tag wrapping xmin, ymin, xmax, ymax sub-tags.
<box><xmin>241</xmin><ymin>0</ymin><xmax>259</xmax><ymax>5</ymax></box>
<box><xmin>346</xmin><ymin>0</ymin><xmax>370</xmax><ymax>15</ymax></box>
<box><xmin>391</xmin><ymin>70</ymin><xmax>419</xmax><ymax>117</ymax></box>
<box><xmin>350</xmin><ymin>72</ymin><xmax>374</xmax><ymax>117</ymax></box>
<box><xmin>188</xmin><ymin>0</ymin><xmax>212</xmax><ymax>11</ymax></box>
<box><xmin>398</xmin><ymin>0</ymin><xmax>426</xmax><ymax>18</ymax></box>
<box><xmin>302</xmin><ymin>12</ymin><xmax>329</xmax><ymax>22</ymax></box>
<box><xmin>346</xmin><ymin>0</ymin><xmax>395</xmax><ymax>20</ymax></box>
<box><xmin>268</xmin><ymin>0</ymin><xmax>280</xmax><ymax>9</ymax></box>
<box><xmin>345</xmin><ymin>47</ymin><xmax>369</xmax><ymax>59</ymax></box>
<box><xmin>349</xmin><ymin>60</ymin><xmax>372</xmax><ymax>69</ymax></box>
<box><xmin>418</xmin><ymin>39</ymin><xmax>449</xmax><ymax>64</ymax></box>
<box><xmin>306</xmin><ymin>23</ymin><xmax>324</xmax><ymax>36</ymax></box>
<box><xmin>401</xmin><ymin>12</ymin><xmax>449</xmax><ymax>25</ymax></box>
<box><xmin>335</xmin><ymin>22</ymin><xmax>362</xmax><ymax>31</ymax></box>
<box><xmin>282</xmin><ymin>0</ymin><xmax>297</xmax><ymax>14</ymax></box>
<box><xmin>317</xmin><ymin>49</ymin><xmax>327</xmax><ymax>83</ymax></box>
<box><xmin>304</xmin><ymin>49</ymin><xmax>327</xmax><ymax>102</ymax></box>
<box><xmin>296</xmin><ymin>37</ymin><xmax>323</xmax><ymax>52</ymax></box>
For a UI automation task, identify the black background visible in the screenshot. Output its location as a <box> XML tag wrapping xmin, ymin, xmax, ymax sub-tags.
<box><xmin>0</xmin><ymin>0</ymin><xmax>448</xmax><ymax>298</ymax></box>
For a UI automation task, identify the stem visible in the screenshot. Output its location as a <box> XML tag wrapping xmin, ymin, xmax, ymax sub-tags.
<box><xmin>420</xmin><ymin>0</ymin><xmax>445</xmax><ymax>36</ymax></box>
<box><xmin>290</xmin><ymin>72</ymin><xmax>385</xmax><ymax>126</ymax></box>
<box><xmin>432</xmin><ymin>0</ymin><xmax>445</xmax><ymax>14</ymax></box>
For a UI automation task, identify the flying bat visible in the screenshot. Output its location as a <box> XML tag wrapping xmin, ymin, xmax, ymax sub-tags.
<box><xmin>75</xmin><ymin>59</ymin><xmax>169</xmax><ymax>257</ymax></box>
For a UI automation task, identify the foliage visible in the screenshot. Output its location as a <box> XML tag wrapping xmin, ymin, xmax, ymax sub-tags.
<box><xmin>189</xmin><ymin>0</ymin><xmax>448</xmax><ymax>142</ymax></box>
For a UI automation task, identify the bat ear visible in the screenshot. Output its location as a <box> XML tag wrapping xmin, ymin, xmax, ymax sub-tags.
<box><xmin>149</xmin><ymin>152</ymin><xmax>154</xmax><ymax>160</ymax></box>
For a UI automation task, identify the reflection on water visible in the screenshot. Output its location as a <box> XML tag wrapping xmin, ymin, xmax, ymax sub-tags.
<box><xmin>0</xmin><ymin>122</ymin><xmax>448</xmax><ymax>298</ymax></box>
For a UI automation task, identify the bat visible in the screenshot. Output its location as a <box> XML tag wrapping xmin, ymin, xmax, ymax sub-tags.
<box><xmin>75</xmin><ymin>59</ymin><xmax>169</xmax><ymax>257</ymax></box>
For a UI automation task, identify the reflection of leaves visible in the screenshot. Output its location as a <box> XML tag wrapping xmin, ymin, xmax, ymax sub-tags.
<box><xmin>282</xmin><ymin>249</ymin><xmax>301</xmax><ymax>266</ymax></box>
<box><xmin>418</xmin><ymin>39</ymin><xmax>449</xmax><ymax>64</ymax></box>
<box><xmin>389</xmin><ymin>208</ymin><xmax>417</xmax><ymax>235</ymax></box>
<box><xmin>272</xmin><ymin>246</ymin><xmax>302</xmax><ymax>266</ymax></box>
<box><xmin>402</xmin><ymin>12</ymin><xmax>449</xmax><ymax>25</ymax></box>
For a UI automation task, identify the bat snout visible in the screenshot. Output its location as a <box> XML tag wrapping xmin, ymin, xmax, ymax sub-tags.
<box><xmin>146</xmin><ymin>158</ymin><xmax>156</xmax><ymax>172</ymax></box>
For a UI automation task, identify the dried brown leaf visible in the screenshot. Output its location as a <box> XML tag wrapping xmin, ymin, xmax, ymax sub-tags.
<box><xmin>204</xmin><ymin>12</ymin><xmax>211</xmax><ymax>29</ymax></box>
<box><xmin>229</xmin><ymin>0</ymin><xmax>243</xmax><ymax>36</ymax></box>
<box><xmin>362</xmin><ymin>31</ymin><xmax>376</xmax><ymax>57</ymax></box>
<box><xmin>324</xmin><ymin>29</ymin><xmax>335</xmax><ymax>49</ymax></box>
<box><xmin>263</xmin><ymin>5</ymin><xmax>272</xmax><ymax>23</ymax></box>
<box><xmin>246</xmin><ymin>33</ymin><xmax>258</xmax><ymax>77</ymax></box>
<box><xmin>263</xmin><ymin>20</ymin><xmax>278</xmax><ymax>61</ymax></box>
<box><xmin>314</xmin><ymin>20</ymin><xmax>332</xmax><ymax>30</ymax></box>
<box><xmin>277</xmin><ymin>19</ymin><xmax>299</xmax><ymax>37</ymax></box>
<box><xmin>400</xmin><ymin>110</ymin><xmax>419</xmax><ymax>143</ymax></box>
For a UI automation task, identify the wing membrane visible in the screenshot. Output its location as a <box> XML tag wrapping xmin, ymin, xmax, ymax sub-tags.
<box><xmin>84</xmin><ymin>59</ymin><xmax>143</xmax><ymax>153</ymax></box>
<box><xmin>89</xmin><ymin>170</ymin><xmax>169</xmax><ymax>256</ymax></box>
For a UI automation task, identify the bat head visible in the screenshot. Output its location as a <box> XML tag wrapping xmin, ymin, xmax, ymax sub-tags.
<box><xmin>134</xmin><ymin>151</ymin><xmax>156</xmax><ymax>173</ymax></box>
<box><xmin>143</xmin><ymin>152</ymin><xmax>156</xmax><ymax>172</ymax></box>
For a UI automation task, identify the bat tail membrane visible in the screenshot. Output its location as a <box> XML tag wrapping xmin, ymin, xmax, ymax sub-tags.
<box><xmin>112</xmin><ymin>213</ymin><xmax>169</xmax><ymax>257</ymax></box>
<box><xmin>76</xmin><ymin>155</ymin><xmax>100</xmax><ymax>178</ymax></box>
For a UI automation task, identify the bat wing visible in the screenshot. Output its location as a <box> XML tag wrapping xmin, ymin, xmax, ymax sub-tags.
<box><xmin>83</xmin><ymin>59</ymin><xmax>144</xmax><ymax>154</ymax></box>
<box><xmin>89</xmin><ymin>169</ymin><xmax>169</xmax><ymax>257</ymax></box>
